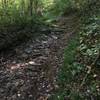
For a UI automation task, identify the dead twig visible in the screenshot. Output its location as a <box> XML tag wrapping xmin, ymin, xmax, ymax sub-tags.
<box><xmin>79</xmin><ymin>50</ymin><xmax>100</xmax><ymax>88</ymax></box>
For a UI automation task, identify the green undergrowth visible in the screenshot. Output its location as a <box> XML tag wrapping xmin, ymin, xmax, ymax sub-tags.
<box><xmin>59</xmin><ymin>34</ymin><xmax>80</xmax><ymax>85</ymax></box>
<box><xmin>50</xmin><ymin>14</ymin><xmax>100</xmax><ymax>100</ymax></box>
<box><xmin>50</xmin><ymin>34</ymin><xmax>83</xmax><ymax>100</ymax></box>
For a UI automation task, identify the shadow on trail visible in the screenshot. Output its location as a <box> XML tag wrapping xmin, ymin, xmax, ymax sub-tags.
<box><xmin>0</xmin><ymin>14</ymin><xmax>79</xmax><ymax>100</ymax></box>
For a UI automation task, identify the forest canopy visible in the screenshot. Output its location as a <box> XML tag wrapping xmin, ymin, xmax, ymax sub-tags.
<box><xmin>0</xmin><ymin>0</ymin><xmax>99</xmax><ymax>26</ymax></box>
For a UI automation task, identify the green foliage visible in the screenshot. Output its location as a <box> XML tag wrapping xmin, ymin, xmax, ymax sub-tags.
<box><xmin>59</xmin><ymin>36</ymin><xmax>80</xmax><ymax>84</ymax></box>
<box><xmin>50</xmin><ymin>35</ymin><xmax>83</xmax><ymax>99</ymax></box>
<box><xmin>50</xmin><ymin>1</ymin><xmax>100</xmax><ymax>99</ymax></box>
<box><xmin>78</xmin><ymin>17</ymin><xmax>100</xmax><ymax>66</ymax></box>
<box><xmin>0</xmin><ymin>0</ymin><xmax>99</xmax><ymax>26</ymax></box>
<box><xmin>52</xmin><ymin>17</ymin><xmax>100</xmax><ymax>99</ymax></box>
<box><xmin>52</xmin><ymin>0</ymin><xmax>74</xmax><ymax>14</ymax></box>
<box><xmin>0</xmin><ymin>0</ymin><xmax>43</xmax><ymax>26</ymax></box>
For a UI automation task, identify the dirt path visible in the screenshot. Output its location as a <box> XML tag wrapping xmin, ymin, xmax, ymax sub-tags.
<box><xmin>0</xmin><ymin>14</ymin><xmax>79</xmax><ymax>100</ymax></box>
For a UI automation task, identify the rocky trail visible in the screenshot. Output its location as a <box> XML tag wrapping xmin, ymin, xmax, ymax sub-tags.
<box><xmin>0</xmin><ymin>15</ymin><xmax>79</xmax><ymax>100</ymax></box>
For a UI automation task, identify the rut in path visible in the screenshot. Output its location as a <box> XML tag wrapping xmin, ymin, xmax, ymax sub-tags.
<box><xmin>0</xmin><ymin>14</ymin><xmax>79</xmax><ymax>100</ymax></box>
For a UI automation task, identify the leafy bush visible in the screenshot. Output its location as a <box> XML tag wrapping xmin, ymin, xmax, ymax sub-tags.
<box><xmin>51</xmin><ymin>0</ymin><xmax>100</xmax><ymax>98</ymax></box>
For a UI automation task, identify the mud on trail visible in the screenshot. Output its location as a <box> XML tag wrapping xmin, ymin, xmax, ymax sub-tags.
<box><xmin>0</xmin><ymin>15</ymin><xmax>79</xmax><ymax>100</ymax></box>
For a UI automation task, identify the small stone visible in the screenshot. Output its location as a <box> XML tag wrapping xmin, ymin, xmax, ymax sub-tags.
<box><xmin>28</xmin><ymin>61</ymin><xmax>35</xmax><ymax>65</ymax></box>
<box><xmin>58</xmin><ymin>96</ymin><xmax>60</xmax><ymax>99</ymax></box>
<box><xmin>18</xmin><ymin>93</ymin><xmax>21</xmax><ymax>97</ymax></box>
<box><xmin>0</xmin><ymin>89</ymin><xmax>4</xmax><ymax>93</ymax></box>
<box><xmin>97</xmin><ymin>88</ymin><xmax>100</xmax><ymax>92</ymax></box>
<box><xmin>42</xmin><ymin>41</ymin><xmax>48</xmax><ymax>44</ymax></box>
<box><xmin>87</xmin><ymin>89</ymin><xmax>90</xmax><ymax>93</ymax></box>
<box><xmin>21</xmin><ymin>53</ymin><xmax>28</xmax><ymax>58</ymax></box>
<box><xmin>52</xmin><ymin>35</ymin><xmax>58</xmax><ymax>39</ymax></box>
<box><xmin>12</xmin><ymin>61</ymin><xmax>17</xmax><ymax>64</ymax></box>
<box><xmin>15</xmin><ymin>82</ymin><xmax>19</xmax><ymax>86</ymax></box>
<box><xmin>46</xmin><ymin>89</ymin><xmax>50</xmax><ymax>92</ymax></box>
<box><xmin>25</xmin><ymin>48</ymin><xmax>32</xmax><ymax>54</ymax></box>
<box><xmin>93</xmin><ymin>74</ymin><xmax>97</xmax><ymax>78</ymax></box>
<box><xmin>12</xmin><ymin>95</ymin><xmax>17</xmax><ymax>99</ymax></box>
<box><xmin>55</xmin><ymin>85</ymin><xmax>59</xmax><ymax>89</ymax></box>
<box><xmin>47</xmin><ymin>94</ymin><xmax>51</xmax><ymax>98</ymax></box>
<box><xmin>29</xmin><ymin>94</ymin><xmax>33</xmax><ymax>98</ymax></box>
<box><xmin>30</xmin><ymin>45</ymin><xmax>34</xmax><ymax>48</ymax></box>
<box><xmin>11</xmin><ymin>66</ymin><xmax>15</xmax><ymax>70</ymax></box>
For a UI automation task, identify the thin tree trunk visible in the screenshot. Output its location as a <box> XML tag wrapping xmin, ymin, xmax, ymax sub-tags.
<box><xmin>29</xmin><ymin>0</ymin><xmax>33</xmax><ymax>17</ymax></box>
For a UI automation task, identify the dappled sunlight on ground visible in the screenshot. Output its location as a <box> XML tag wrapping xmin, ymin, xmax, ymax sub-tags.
<box><xmin>0</xmin><ymin>25</ymin><xmax>66</xmax><ymax>99</ymax></box>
